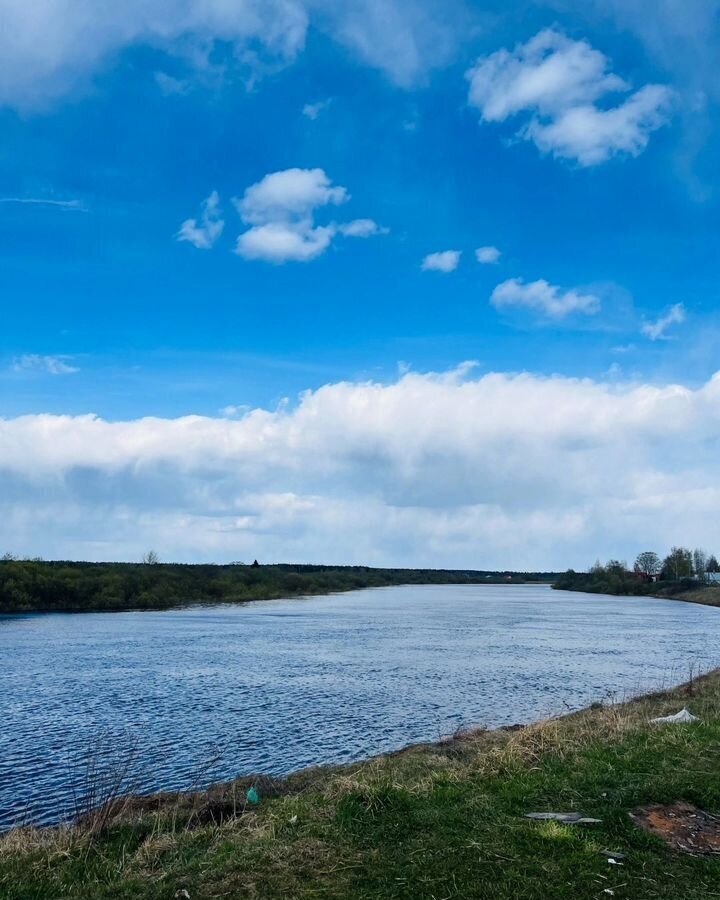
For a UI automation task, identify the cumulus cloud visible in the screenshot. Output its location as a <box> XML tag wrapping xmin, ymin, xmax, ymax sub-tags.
<box><xmin>642</xmin><ymin>303</ymin><xmax>686</xmax><ymax>340</ymax></box>
<box><xmin>12</xmin><ymin>355</ymin><xmax>78</xmax><ymax>375</ymax></box>
<box><xmin>467</xmin><ymin>29</ymin><xmax>674</xmax><ymax>165</ymax></box>
<box><xmin>476</xmin><ymin>246</ymin><xmax>501</xmax><ymax>264</ymax></box>
<box><xmin>177</xmin><ymin>191</ymin><xmax>224</xmax><ymax>250</ymax></box>
<box><xmin>2</xmin><ymin>366</ymin><xmax>720</xmax><ymax>569</ymax></box>
<box><xmin>491</xmin><ymin>278</ymin><xmax>600</xmax><ymax>318</ymax></box>
<box><xmin>0</xmin><ymin>0</ymin><xmax>467</xmax><ymax>109</ymax></box>
<box><xmin>234</xmin><ymin>168</ymin><xmax>385</xmax><ymax>263</ymax></box>
<box><xmin>421</xmin><ymin>250</ymin><xmax>461</xmax><ymax>272</ymax></box>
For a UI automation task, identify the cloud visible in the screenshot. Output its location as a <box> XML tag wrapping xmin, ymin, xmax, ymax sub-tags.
<box><xmin>467</xmin><ymin>29</ymin><xmax>674</xmax><ymax>165</ymax></box>
<box><xmin>302</xmin><ymin>98</ymin><xmax>332</xmax><ymax>120</ymax></box>
<box><xmin>0</xmin><ymin>0</ymin><xmax>468</xmax><ymax>109</ymax></box>
<box><xmin>476</xmin><ymin>246</ymin><xmax>501</xmax><ymax>264</ymax></box>
<box><xmin>177</xmin><ymin>191</ymin><xmax>224</xmax><ymax>250</ymax></box>
<box><xmin>3</xmin><ymin>366</ymin><xmax>720</xmax><ymax>569</ymax></box>
<box><xmin>421</xmin><ymin>250</ymin><xmax>461</xmax><ymax>273</ymax></box>
<box><xmin>312</xmin><ymin>0</ymin><xmax>468</xmax><ymax>88</ymax></box>
<box><xmin>338</xmin><ymin>218</ymin><xmax>389</xmax><ymax>238</ymax></box>
<box><xmin>234</xmin><ymin>168</ymin><xmax>384</xmax><ymax>263</ymax></box>
<box><xmin>0</xmin><ymin>197</ymin><xmax>86</xmax><ymax>211</ymax></box>
<box><xmin>491</xmin><ymin>278</ymin><xmax>601</xmax><ymax>318</ymax></box>
<box><xmin>12</xmin><ymin>355</ymin><xmax>78</xmax><ymax>375</ymax></box>
<box><xmin>642</xmin><ymin>303</ymin><xmax>686</xmax><ymax>340</ymax></box>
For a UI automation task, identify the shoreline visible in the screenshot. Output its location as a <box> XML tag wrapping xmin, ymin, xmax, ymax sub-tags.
<box><xmin>4</xmin><ymin>664</ymin><xmax>714</xmax><ymax>839</ymax></box>
<box><xmin>553</xmin><ymin>580</ymin><xmax>720</xmax><ymax>610</ymax></box>
<box><xmin>3</xmin><ymin>668</ymin><xmax>720</xmax><ymax>898</ymax></box>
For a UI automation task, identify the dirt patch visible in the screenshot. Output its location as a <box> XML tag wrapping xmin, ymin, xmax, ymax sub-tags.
<box><xmin>632</xmin><ymin>802</ymin><xmax>720</xmax><ymax>856</ymax></box>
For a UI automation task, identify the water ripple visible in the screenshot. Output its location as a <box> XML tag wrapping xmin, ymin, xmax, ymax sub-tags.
<box><xmin>2</xmin><ymin>584</ymin><xmax>720</xmax><ymax>829</ymax></box>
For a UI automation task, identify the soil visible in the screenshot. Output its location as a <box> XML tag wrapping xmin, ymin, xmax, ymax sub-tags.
<box><xmin>632</xmin><ymin>802</ymin><xmax>720</xmax><ymax>856</ymax></box>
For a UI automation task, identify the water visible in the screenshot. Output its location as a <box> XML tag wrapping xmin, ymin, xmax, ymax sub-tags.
<box><xmin>1</xmin><ymin>584</ymin><xmax>719</xmax><ymax>830</ymax></box>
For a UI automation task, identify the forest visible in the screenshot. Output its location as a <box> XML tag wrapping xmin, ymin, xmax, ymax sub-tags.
<box><xmin>0</xmin><ymin>558</ymin><xmax>558</xmax><ymax>613</ymax></box>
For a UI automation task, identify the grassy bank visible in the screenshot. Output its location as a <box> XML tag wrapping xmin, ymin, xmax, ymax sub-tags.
<box><xmin>553</xmin><ymin>570</ymin><xmax>720</xmax><ymax>609</ymax></box>
<box><xmin>0</xmin><ymin>560</ymin><xmax>558</xmax><ymax>614</ymax></box>
<box><xmin>4</xmin><ymin>672</ymin><xmax>720</xmax><ymax>899</ymax></box>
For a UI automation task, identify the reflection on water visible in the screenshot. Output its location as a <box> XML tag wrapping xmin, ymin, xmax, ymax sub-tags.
<box><xmin>2</xmin><ymin>584</ymin><xmax>719</xmax><ymax>829</ymax></box>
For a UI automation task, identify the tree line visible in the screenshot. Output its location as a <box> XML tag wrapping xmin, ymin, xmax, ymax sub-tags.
<box><xmin>0</xmin><ymin>559</ymin><xmax>560</xmax><ymax>614</ymax></box>
<box><xmin>554</xmin><ymin>546</ymin><xmax>719</xmax><ymax>596</ymax></box>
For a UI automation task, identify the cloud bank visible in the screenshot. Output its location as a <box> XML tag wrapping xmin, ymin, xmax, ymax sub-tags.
<box><xmin>2</xmin><ymin>367</ymin><xmax>719</xmax><ymax>569</ymax></box>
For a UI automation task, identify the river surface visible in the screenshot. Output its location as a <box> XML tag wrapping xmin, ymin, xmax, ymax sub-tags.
<box><xmin>2</xmin><ymin>584</ymin><xmax>720</xmax><ymax>830</ymax></box>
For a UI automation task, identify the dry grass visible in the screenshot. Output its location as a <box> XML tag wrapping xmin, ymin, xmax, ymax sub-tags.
<box><xmin>4</xmin><ymin>669</ymin><xmax>720</xmax><ymax>899</ymax></box>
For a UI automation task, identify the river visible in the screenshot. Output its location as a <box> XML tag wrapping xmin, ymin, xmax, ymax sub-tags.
<box><xmin>1</xmin><ymin>584</ymin><xmax>718</xmax><ymax>830</ymax></box>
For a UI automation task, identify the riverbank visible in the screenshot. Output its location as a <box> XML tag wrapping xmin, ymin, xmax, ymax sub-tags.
<box><xmin>553</xmin><ymin>571</ymin><xmax>720</xmax><ymax>609</ymax></box>
<box><xmin>0</xmin><ymin>560</ymin><xmax>558</xmax><ymax>613</ymax></box>
<box><xmin>3</xmin><ymin>671</ymin><xmax>720</xmax><ymax>899</ymax></box>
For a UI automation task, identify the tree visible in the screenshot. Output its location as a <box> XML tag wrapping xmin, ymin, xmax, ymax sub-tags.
<box><xmin>662</xmin><ymin>546</ymin><xmax>693</xmax><ymax>581</ymax></box>
<box><xmin>707</xmin><ymin>555</ymin><xmax>720</xmax><ymax>573</ymax></box>
<box><xmin>142</xmin><ymin>550</ymin><xmax>160</xmax><ymax>565</ymax></box>
<box><xmin>693</xmin><ymin>549</ymin><xmax>708</xmax><ymax>582</ymax></box>
<box><xmin>634</xmin><ymin>551</ymin><xmax>660</xmax><ymax>577</ymax></box>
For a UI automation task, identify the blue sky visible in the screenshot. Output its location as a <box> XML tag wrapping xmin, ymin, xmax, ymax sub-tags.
<box><xmin>1</xmin><ymin>0</ymin><xmax>719</xmax><ymax>567</ymax></box>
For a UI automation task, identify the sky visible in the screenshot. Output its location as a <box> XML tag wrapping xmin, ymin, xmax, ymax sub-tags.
<box><xmin>1</xmin><ymin>0</ymin><xmax>719</xmax><ymax>569</ymax></box>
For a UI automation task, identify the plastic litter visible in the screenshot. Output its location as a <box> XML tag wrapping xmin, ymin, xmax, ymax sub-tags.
<box><xmin>600</xmin><ymin>851</ymin><xmax>626</xmax><ymax>861</ymax></box>
<box><xmin>524</xmin><ymin>812</ymin><xmax>602</xmax><ymax>824</ymax></box>
<box><xmin>246</xmin><ymin>787</ymin><xmax>260</xmax><ymax>805</ymax></box>
<box><xmin>650</xmin><ymin>708</ymin><xmax>699</xmax><ymax>725</ymax></box>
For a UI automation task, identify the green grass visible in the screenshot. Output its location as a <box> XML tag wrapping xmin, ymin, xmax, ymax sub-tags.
<box><xmin>4</xmin><ymin>672</ymin><xmax>720</xmax><ymax>899</ymax></box>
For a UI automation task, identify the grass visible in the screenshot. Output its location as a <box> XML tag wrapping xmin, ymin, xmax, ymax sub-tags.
<box><xmin>4</xmin><ymin>671</ymin><xmax>720</xmax><ymax>899</ymax></box>
<box><xmin>654</xmin><ymin>583</ymin><xmax>720</xmax><ymax>608</ymax></box>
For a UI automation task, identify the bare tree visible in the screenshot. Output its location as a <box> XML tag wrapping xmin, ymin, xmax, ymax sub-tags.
<box><xmin>634</xmin><ymin>551</ymin><xmax>660</xmax><ymax>577</ymax></box>
<box><xmin>693</xmin><ymin>548</ymin><xmax>707</xmax><ymax>582</ymax></box>
<box><xmin>141</xmin><ymin>550</ymin><xmax>159</xmax><ymax>565</ymax></box>
<box><xmin>662</xmin><ymin>546</ymin><xmax>693</xmax><ymax>580</ymax></box>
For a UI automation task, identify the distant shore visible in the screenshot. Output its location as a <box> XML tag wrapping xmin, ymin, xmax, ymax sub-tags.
<box><xmin>553</xmin><ymin>572</ymin><xmax>720</xmax><ymax>609</ymax></box>
<box><xmin>0</xmin><ymin>559</ymin><xmax>560</xmax><ymax>614</ymax></box>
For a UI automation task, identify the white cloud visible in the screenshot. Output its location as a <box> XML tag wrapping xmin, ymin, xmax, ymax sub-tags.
<box><xmin>491</xmin><ymin>278</ymin><xmax>600</xmax><ymax>318</ymax></box>
<box><xmin>238</xmin><ymin>168</ymin><xmax>348</xmax><ymax>224</ymax></box>
<box><xmin>302</xmin><ymin>98</ymin><xmax>331</xmax><ymax>119</ymax></box>
<box><xmin>467</xmin><ymin>29</ymin><xmax>674</xmax><ymax>165</ymax></box>
<box><xmin>220</xmin><ymin>404</ymin><xmax>250</xmax><ymax>418</ymax></box>
<box><xmin>0</xmin><ymin>197</ymin><xmax>86</xmax><ymax>211</ymax></box>
<box><xmin>642</xmin><ymin>303</ymin><xmax>686</xmax><ymax>340</ymax></box>
<box><xmin>237</xmin><ymin>222</ymin><xmax>336</xmax><ymax>263</ymax></box>
<box><xmin>3</xmin><ymin>366</ymin><xmax>720</xmax><ymax>569</ymax></box>
<box><xmin>338</xmin><ymin>218</ymin><xmax>389</xmax><ymax>238</ymax></box>
<box><xmin>234</xmin><ymin>169</ymin><xmax>384</xmax><ymax>263</ymax></box>
<box><xmin>0</xmin><ymin>0</ymin><xmax>467</xmax><ymax>109</ymax></box>
<box><xmin>12</xmin><ymin>355</ymin><xmax>78</xmax><ymax>375</ymax></box>
<box><xmin>177</xmin><ymin>191</ymin><xmax>224</xmax><ymax>250</ymax></box>
<box><xmin>476</xmin><ymin>245</ymin><xmax>501</xmax><ymax>264</ymax></box>
<box><xmin>421</xmin><ymin>250</ymin><xmax>461</xmax><ymax>272</ymax></box>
